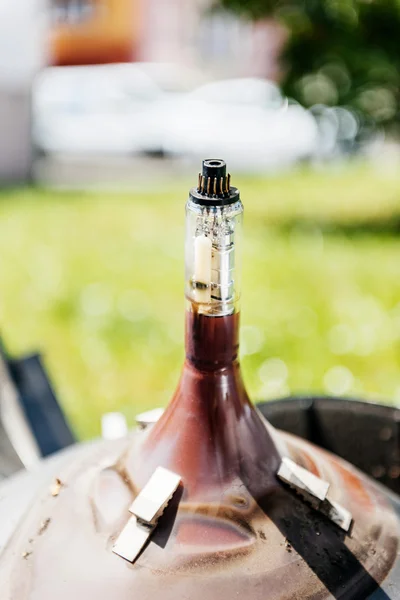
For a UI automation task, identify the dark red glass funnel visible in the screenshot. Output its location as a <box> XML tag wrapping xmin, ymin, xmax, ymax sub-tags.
<box><xmin>128</xmin><ymin>311</ymin><xmax>282</xmax><ymax>502</ymax></box>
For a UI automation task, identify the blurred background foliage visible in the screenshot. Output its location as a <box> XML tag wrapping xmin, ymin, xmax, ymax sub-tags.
<box><xmin>1</xmin><ymin>164</ymin><xmax>400</xmax><ymax>440</ymax></box>
<box><xmin>219</xmin><ymin>0</ymin><xmax>400</xmax><ymax>133</ymax></box>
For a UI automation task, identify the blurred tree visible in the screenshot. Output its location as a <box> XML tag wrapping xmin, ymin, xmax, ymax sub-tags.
<box><xmin>218</xmin><ymin>0</ymin><xmax>400</xmax><ymax>131</ymax></box>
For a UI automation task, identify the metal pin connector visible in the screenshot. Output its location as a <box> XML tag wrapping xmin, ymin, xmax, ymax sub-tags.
<box><xmin>278</xmin><ymin>457</ymin><xmax>329</xmax><ymax>508</ymax></box>
<box><xmin>278</xmin><ymin>458</ymin><xmax>352</xmax><ymax>532</ymax></box>
<box><xmin>113</xmin><ymin>516</ymin><xmax>153</xmax><ymax>563</ymax></box>
<box><xmin>113</xmin><ymin>467</ymin><xmax>182</xmax><ymax>563</ymax></box>
<box><xmin>129</xmin><ymin>467</ymin><xmax>181</xmax><ymax>525</ymax></box>
<box><xmin>136</xmin><ymin>408</ymin><xmax>164</xmax><ymax>430</ymax></box>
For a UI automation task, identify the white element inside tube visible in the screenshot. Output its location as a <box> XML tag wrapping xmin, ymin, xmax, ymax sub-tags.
<box><xmin>193</xmin><ymin>234</ymin><xmax>212</xmax><ymax>304</ymax></box>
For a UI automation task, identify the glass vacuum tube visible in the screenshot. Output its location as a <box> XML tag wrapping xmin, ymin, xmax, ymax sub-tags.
<box><xmin>185</xmin><ymin>159</ymin><xmax>243</xmax><ymax>316</ymax></box>
<box><xmin>134</xmin><ymin>159</ymin><xmax>281</xmax><ymax>498</ymax></box>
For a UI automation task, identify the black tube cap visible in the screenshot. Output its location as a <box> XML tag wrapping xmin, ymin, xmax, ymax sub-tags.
<box><xmin>202</xmin><ymin>158</ymin><xmax>226</xmax><ymax>182</ymax></box>
<box><xmin>189</xmin><ymin>158</ymin><xmax>240</xmax><ymax>207</ymax></box>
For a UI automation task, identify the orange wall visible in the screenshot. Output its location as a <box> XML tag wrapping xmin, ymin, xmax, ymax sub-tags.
<box><xmin>51</xmin><ymin>0</ymin><xmax>141</xmax><ymax>66</ymax></box>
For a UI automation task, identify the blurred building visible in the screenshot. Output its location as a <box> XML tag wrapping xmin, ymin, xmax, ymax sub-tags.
<box><xmin>50</xmin><ymin>0</ymin><xmax>140</xmax><ymax>65</ymax></box>
<box><xmin>139</xmin><ymin>0</ymin><xmax>285</xmax><ymax>80</ymax></box>
<box><xmin>0</xmin><ymin>0</ymin><xmax>49</xmax><ymax>183</ymax></box>
<box><xmin>50</xmin><ymin>0</ymin><xmax>285</xmax><ymax>80</ymax></box>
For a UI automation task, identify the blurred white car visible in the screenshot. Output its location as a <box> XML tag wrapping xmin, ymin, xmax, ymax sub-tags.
<box><xmin>33</xmin><ymin>67</ymin><xmax>318</xmax><ymax>171</ymax></box>
<box><xmin>158</xmin><ymin>78</ymin><xmax>319</xmax><ymax>171</ymax></box>
<box><xmin>32</xmin><ymin>63</ymin><xmax>200</xmax><ymax>156</ymax></box>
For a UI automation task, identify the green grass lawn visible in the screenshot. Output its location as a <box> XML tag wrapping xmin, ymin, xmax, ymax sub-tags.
<box><xmin>1</xmin><ymin>164</ymin><xmax>400</xmax><ymax>440</ymax></box>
